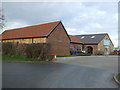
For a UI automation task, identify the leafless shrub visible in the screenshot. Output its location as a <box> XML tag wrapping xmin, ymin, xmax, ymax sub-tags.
<box><xmin>2</xmin><ymin>42</ymin><xmax>53</xmax><ymax>61</ymax></box>
<box><xmin>0</xmin><ymin>41</ymin><xmax>2</xmax><ymax>54</ymax></box>
<box><xmin>16</xmin><ymin>44</ymin><xmax>26</xmax><ymax>57</ymax></box>
<box><xmin>0</xmin><ymin>9</ymin><xmax>6</xmax><ymax>29</ymax></box>
<box><xmin>24</xmin><ymin>43</ymin><xmax>50</xmax><ymax>61</ymax></box>
<box><xmin>2</xmin><ymin>42</ymin><xmax>17</xmax><ymax>56</ymax></box>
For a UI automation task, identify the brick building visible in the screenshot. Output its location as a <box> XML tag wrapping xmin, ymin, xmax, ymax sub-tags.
<box><xmin>1</xmin><ymin>21</ymin><xmax>114</xmax><ymax>55</ymax></box>
<box><xmin>69</xmin><ymin>35</ymin><xmax>83</xmax><ymax>54</ymax></box>
<box><xmin>76</xmin><ymin>33</ymin><xmax>114</xmax><ymax>55</ymax></box>
<box><xmin>1</xmin><ymin>21</ymin><xmax>71</xmax><ymax>55</ymax></box>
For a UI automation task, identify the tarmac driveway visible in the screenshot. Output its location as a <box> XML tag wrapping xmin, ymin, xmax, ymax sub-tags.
<box><xmin>2</xmin><ymin>58</ymin><xmax>118</xmax><ymax>88</ymax></box>
<box><xmin>57</xmin><ymin>56</ymin><xmax>118</xmax><ymax>72</ymax></box>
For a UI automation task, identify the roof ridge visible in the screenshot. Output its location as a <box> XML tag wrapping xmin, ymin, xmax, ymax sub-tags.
<box><xmin>76</xmin><ymin>33</ymin><xmax>109</xmax><ymax>44</ymax></box>
<box><xmin>36</xmin><ymin>20</ymin><xmax>60</xmax><ymax>26</ymax></box>
<box><xmin>76</xmin><ymin>33</ymin><xmax>108</xmax><ymax>36</ymax></box>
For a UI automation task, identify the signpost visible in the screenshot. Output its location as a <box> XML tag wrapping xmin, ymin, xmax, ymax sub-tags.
<box><xmin>104</xmin><ymin>40</ymin><xmax>110</xmax><ymax>46</ymax></box>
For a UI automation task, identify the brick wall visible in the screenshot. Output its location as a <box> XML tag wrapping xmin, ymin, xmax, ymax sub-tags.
<box><xmin>70</xmin><ymin>43</ymin><xmax>82</xmax><ymax>51</ymax></box>
<box><xmin>83</xmin><ymin>44</ymin><xmax>98</xmax><ymax>55</ymax></box>
<box><xmin>2</xmin><ymin>37</ymin><xmax>47</xmax><ymax>44</ymax></box>
<box><xmin>47</xmin><ymin>22</ymin><xmax>70</xmax><ymax>55</ymax></box>
<box><xmin>98</xmin><ymin>35</ymin><xmax>114</xmax><ymax>55</ymax></box>
<box><xmin>3</xmin><ymin>38</ymin><xmax>33</xmax><ymax>44</ymax></box>
<box><xmin>33</xmin><ymin>38</ymin><xmax>46</xmax><ymax>43</ymax></box>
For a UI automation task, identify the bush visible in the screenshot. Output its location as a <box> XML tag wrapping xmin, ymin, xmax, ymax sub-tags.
<box><xmin>2</xmin><ymin>42</ymin><xmax>17</xmax><ymax>56</ymax></box>
<box><xmin>2</xmin><ymin>42</ymin><xmax>53</xmax><ymax>61</ymax></box>
<box><xmin>24</xmin><ymin>43</ymin><xmax>50</xmax><ymax>61</ymax></box>
<box><xmin>0</xmin><ymin>41</ymin><xmax>2</xmax><ymax>54</ymax></box>
<box><xmin>46</xmin><ymin>55</ymin><xmax>54</xmax><ymax>61</ymax></box>
<box><xmin>16</xmin><ymin>44</ymin><xmax>26</xmax><ymax>57</ymax></box>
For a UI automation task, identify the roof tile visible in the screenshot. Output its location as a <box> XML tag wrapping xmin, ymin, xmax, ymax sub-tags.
<box><xmin>69</xmin><ymin>35</ymin><xmax>83</xmax><ymax>44</ymax></box>
<box><xmin>1</xmin><ymin>21</ymin><xmax>60</xmax><ymax>40</ymax></box>
<box><xmin>76</xmin><ymin>33</ymin><xmax>107</xmax><ymax>44</ymax></box>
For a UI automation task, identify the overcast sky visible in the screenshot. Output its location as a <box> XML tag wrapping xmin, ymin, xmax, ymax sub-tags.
<box><xmin>1</xmin><ymin>2</ymin><xmax>118</xmax><ymax>47</ymax></box>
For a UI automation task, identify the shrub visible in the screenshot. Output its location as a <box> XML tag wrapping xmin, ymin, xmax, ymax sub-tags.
<box><xmin>0</xmin><ymin>41</ymin><xmax>2</xmax><ymax>54</ymax></box>
<box><xmin>2</xmin><ymin>42</ymin><xmax>17</xmax><ymax>56</ymax></box>
<box><xmin>16</xmin><ymin>44</ymin><xmax>26</xmax><ymax>57</ymax></box>
<box><xmin>2</xmin><ymin>42</ymin><xmax>52</xmax><ymax>61</ymax></box>
<box><xmin>24</xmin><ymin>43</ymin><xmax>50</xmax><ymax>61</ymax></box>
<box><xmin>46</xmin><ymin>55</ymin><xmax>54</xmax><ymax>61</ymax></box>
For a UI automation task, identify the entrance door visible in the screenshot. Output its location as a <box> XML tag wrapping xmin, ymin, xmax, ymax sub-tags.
<box><xmin>104</xmin><ymin>46</ymin><xmax>109</xmax><ymax>55</ymax></box>
<box><xmin>86</xmin><ymin>46</ymin><xmax>93</xmax><ymax>54</ymax></box>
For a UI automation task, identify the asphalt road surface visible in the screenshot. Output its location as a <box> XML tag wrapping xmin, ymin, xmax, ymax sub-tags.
<box><xmin>57</xmin><ymin>56</ymin><xmax>118</xmax><ymax>72</ymax></box>
<box><xmin>2</xmin><ymin>56</ymin><xmax>118</xmax><ymax>88</ymax></box>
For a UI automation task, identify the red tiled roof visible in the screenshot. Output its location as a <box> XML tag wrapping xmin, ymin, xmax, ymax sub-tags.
<box><xmin>69</xmin><ymin>35</ymin><xmax>83</xmax><ymax>44</ymax></box>
<box><xmin>1</xmin><ymin>21</ymin><xmax>60</xmax><ymax>40</ymax></box>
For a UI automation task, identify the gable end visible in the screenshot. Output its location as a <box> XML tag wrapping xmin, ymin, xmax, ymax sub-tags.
<box><xmin>47</xmin><ymin>21</ymin><xmax>71</xmax><ymax>41</ymax></box>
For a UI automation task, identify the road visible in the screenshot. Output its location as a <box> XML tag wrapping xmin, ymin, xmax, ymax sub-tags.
<box><xmin>2</xmin><ymin>56</ymin><xmax>118</xmax><ymax>88</ymax></box>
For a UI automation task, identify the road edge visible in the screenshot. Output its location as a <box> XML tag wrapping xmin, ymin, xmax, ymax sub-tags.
<box><xmin>113</xmin><ymin>75</ymin><xmax>120</xmax><ymax>85</ymax></box>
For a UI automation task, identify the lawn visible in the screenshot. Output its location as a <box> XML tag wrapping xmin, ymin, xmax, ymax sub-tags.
<box><xmin>56</xmin><ymin>54</ymin><xmax>91</xmax><ymax>57</ymax></box>
<box><xmin>2</xmin><ymin>54</ymin><xmax>54</xmax><ymax>62</ymax></box>
<box><xmin>56</xmin><ymin>55</ymin><xmax>75</xmax><ymax>57</ymax></box>
<box><xmin>2</xmin><ymin>54</ymin><xmax>35</xmax><ymax>62</ymax></box>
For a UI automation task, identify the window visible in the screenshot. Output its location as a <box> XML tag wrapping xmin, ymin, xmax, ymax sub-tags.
<box><xmin>91</xmin><ymin>36</ymin><xmax>95</xmax><ymax>38</ymax></box>
<box><xmin>70</xmin><ymin>45</ymin><xmax>74</xmax><ymax>51</ymax></box>
<box><xmin>81</xmin><ymin>36</ymin><xmax>85</xmax><ymax>39</ymax></box>
<box><xmin>77</xmin><ymin>45</ymin><xmax>82</xmax><ymax>52</ymax></box>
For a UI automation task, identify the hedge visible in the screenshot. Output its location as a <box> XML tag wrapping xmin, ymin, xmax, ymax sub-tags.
<box><xmin>2</xmin><ymin>42</ymin><xmax>53</xmax><ymax>61</ymax></box>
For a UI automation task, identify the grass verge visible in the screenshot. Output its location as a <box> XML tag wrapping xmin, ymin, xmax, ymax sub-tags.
<box><xmin>56</xmin><ymin>55</ymin><xmax>75</xmax><ymax>57</ymax></box>
<box><xmin>2</xmin><ymin>54</ymin><xmax>53</xmax><ymax>62</ymax></box>
<box><xmin>56</xmin><ymin>54</ymin><xmax>91</xmax><ymax>57</ymax></box>
<box><xmin>2</xmin><ymin>54</ymin><xmax>34</xmax><ymax>62</ymax></box>
<box><xmin>113</xmin><ymin>73</ymin><xmax>120</xmax><ymax>85</ymax></box>
<box><xmin>116</xmin><ymin>73</ymin><xmax>120</xmax><ymax>82</ymax></box>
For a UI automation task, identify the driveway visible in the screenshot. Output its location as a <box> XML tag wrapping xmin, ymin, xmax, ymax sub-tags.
<box><xmin>57</xmin><ymin>56</ymin><xmax>118</xmax><ymax>72</ymax></box>
<box><xmin>2</xmin><ymin>58</ymin><xmax>118</xmax><ymax>88</ymax></box>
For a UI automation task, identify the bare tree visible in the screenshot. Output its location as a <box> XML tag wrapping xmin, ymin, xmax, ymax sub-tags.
<box><xmin>0</xmin><ymin>9</ymin><xmax>5</xmax><ymax>30</ymax></box>
<box><xmin>0</xmin><ymin>7</ymin><xmax>5</xmax><ymax>53</ymax></box>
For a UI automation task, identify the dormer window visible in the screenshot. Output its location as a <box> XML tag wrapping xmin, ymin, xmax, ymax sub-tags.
<box><xmin>91</xmin><ymin>36</ymin><xmax>95</xmax><ymax>38</ymax></box>
<box><xmin>81</xmin><ymin>36</ymin><xmax>85</xmax><ymax>39</ymax></box>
